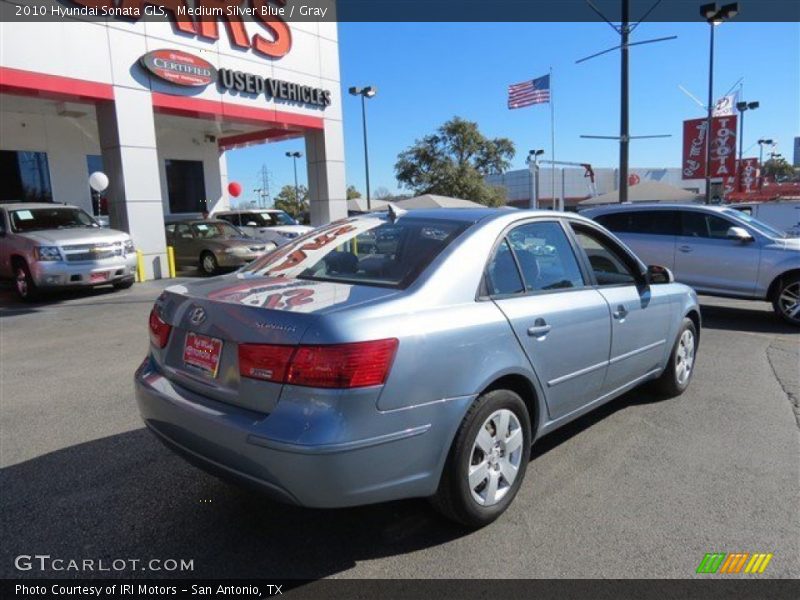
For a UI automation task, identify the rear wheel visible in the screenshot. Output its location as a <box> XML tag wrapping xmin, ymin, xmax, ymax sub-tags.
<box><xmin>13</xmin><ymin>260</ymin><xmax>38</xmax><ymax>302</ymax></box>
<box><xmin>773</xmin><ymin>274</ymin><xmax>800</xmax><ymax>326</ymax></box>
<box><xmin>431</xmin><ymin>389</ymin><xmax>531</xmax><ymax>528</ymax></box>
<box><xmin>200</xmin><ymin>252</ymin><xmax>218</xmax><ymax>276</ymax></box>
<box><xmin>653</xmin><ymin>318</ymin><xmax>697</xmax><ymax>398</ymax></box>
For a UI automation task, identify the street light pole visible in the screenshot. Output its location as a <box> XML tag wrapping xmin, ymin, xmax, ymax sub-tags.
<box><xmin>285</xmin><ymin>151</ymin><xmax>302</xmax><ymax>206</ymax></box>
<box><xmin>700</xmin><ymin>3</ymin><xmax>739</xmax><ymax>204</ymax></box>
<box><xmin>349</xmin><ymin>86</ymin><xmax>377</xmax><ymax>210</ymax></box>
<box><xmin>526</xmin><ymin>149</ymin><xmax>544</xmax><ymax>209</ymax></box>
<box><xmin>619</xmin><ymin>0</ymin><xmax>630</xmax><ymax>204</ymax></box>
<box><xmin>736</xmin><ymin>100</ymin><xmax>758</xmax><ymax>191</ymax></box>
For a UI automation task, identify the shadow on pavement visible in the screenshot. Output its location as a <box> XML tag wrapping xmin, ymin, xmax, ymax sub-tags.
<box><xmin>699</xmin><ymin>302</ymin><xmax>795</xmax><ymax>335</ymax></box>
<box><xmin>0</xmin><ymin>429</ymin><xmax>468</xmax><ymax>580</ymax></box>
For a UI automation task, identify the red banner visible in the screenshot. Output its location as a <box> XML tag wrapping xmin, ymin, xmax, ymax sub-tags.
<box><xmin>682</xmin><ymin>115</ymin><xmax>738</xmax><ymax>180</ymax></box>
<box><xmin>737</xmin><ymin>158</ymin><xmax>760</xmax><ymax>193</ymax></box>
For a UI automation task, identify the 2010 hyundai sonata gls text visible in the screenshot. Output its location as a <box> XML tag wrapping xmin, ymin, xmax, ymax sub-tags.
<box><xmin>135</xmin><ymin>208</ymin><xmax>700</xmax><ymax>527</ymax></box>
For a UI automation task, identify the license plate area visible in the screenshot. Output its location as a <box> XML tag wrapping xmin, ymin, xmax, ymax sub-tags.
<box><xmin>89</xmin><ymin>272</ymin><xmax>108</xmax><ymax>283</ymax></box>
<box><xmin>183</xmin><ymin>332</ymin><xmax>223</xmax><ymax>378</ymax></box>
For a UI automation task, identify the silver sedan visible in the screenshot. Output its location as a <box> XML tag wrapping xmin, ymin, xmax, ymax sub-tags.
<box><xmin>135</xmin><ymin>208</ymin><xmax>700</xmax><ymax>527</ymax></box>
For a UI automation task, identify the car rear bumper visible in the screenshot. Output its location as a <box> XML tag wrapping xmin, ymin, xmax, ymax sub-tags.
<box><xmin>30</xmin><ymin>255</ymin><xmax>137</xmax><ymax>287</ymax></box>
<box><xmin>134</xmin><ymin>356</ymin><xmax>473</xmax><ymax>508</ymax></box>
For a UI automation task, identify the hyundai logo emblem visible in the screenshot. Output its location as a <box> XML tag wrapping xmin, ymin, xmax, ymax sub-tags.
<box><xmin>189</xmin><ymin>306</ymin><xmax>206</xmax><ymax>325</ymax></box>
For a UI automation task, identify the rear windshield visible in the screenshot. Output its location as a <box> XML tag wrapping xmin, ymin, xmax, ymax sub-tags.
<box><xmin>9</xmin><ymin>207</ymin><xmax>98</xmax><ymax>232</ymax></box>
<box><xmin>241</xmin><ymin>215</ymin><xmax>470</xmax><ymax>289</ymax></box>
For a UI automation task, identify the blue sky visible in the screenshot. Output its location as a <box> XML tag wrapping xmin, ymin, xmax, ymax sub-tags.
<box><xmin>227</xmin><ymin>20</ymin><xmax>799</xmax><ymax>204</ymax></box>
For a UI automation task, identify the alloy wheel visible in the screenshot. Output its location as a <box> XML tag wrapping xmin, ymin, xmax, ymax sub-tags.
<box><xmin>202</xmin><ymin>255</ymin><xmax>216</xmax><ymax>274</ymax></box>
<box><xmin>15</xmin><ymin>267</ymin><xmax>28</xmax><ymax>299</ymax></box>
<box><xmin>675</xmin><ymin>329</ymin><xmax>695</xmax><ymax>386</ymax></box>
<box><xmin>778</xmin><ymin>281</ymin><xmax>800</xmax><ymax>323</ymax></box>
<box><xmin>468</xmin><ymin>409</ymin><xmax>523</xmax><ymax>506</ymax></box>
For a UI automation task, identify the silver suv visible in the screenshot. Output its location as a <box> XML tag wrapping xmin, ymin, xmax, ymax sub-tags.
<box><xmin>582</xmin><ymin>204</ymin><xmax>800</xmax><ymax>325</ymax></box>
<box><xmin>0</xmin><ymin>203</ymin><xmax>137</xmax><ymax>301</ymax></box>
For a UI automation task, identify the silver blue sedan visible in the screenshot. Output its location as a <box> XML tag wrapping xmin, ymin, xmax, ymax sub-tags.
<box><xmin>135</xmin><ymin>208</ymin><xmax>700</xmax><ymax>527</ymax></box>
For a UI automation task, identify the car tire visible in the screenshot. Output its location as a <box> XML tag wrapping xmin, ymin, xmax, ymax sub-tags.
<box><xmin>200</xmin><ymin>252</ymin><xmax>218</xmax><ymax>276</ymax></box>
<box><xmin>113</xmin><ymin>279</ymin><xmax>134</xmax><ymax>290</ymax></box>
<box><xmin>13</xmin><ymin>260</ymin><xmax>39</xmax><ymax>302</ymax></box>
<box><xmin>653</xmin><ymin>317</ymin><xmax>697</xmax><ymax>398</ymax></box>
<box><xmin>772</xmin><ymin>273</ymin><xmax>800</xmax><ymax>326</ymax></box>
<box><xmin>431</xmin><ymin>389</ymin><xmax>531</xmax><ymax>528</ymax></box>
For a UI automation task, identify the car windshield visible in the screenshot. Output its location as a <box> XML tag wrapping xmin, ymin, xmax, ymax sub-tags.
<box><xmin>241</xmin><ymin>215</ymin><xmax>470</xmax><ymax>289</ymax></box>
<box><xmin>723</xmin><ymin>208</ymin><xmax>787</xmax><ymax>238</ymax></box>
<box><xmin>192</xmin><ymin>222</ymin><xmax>243</xmax><ymax>239</ymax></box>
<box><xmin>268</xmin><ymin>211</ymin><xmax>298</xmax><ymax>226</ymax></box>
<box><xmin>9</xmin><ymin>207</ymin><xmax>98</xmax><ymax>232</ymax></box>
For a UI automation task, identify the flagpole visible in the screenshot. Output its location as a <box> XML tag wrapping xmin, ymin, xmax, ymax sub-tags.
<box><xmin>550</xmin><ymin>66</ymin><xmax>556</xmax><ymax>210</ymax></box>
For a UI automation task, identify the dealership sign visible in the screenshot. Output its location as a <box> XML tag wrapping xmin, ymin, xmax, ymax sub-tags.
<box><xmin>140</xmin><ymin>49</ymin><xmax>216</xmax><ymax>87</ymax></box>
<box><xmin>682</xmin><ymin>116</ymin><xmax>737</xmax><ymax>180</ymax></box>
<box><xmin>139</xmin><ymin>50</ymin><xmax>331</xmax><ymax>108</ymax></box>
<box><xmin>737</xmin><ymin>158</ymin><xmax>760</xmax><ymax>193</ymax></box>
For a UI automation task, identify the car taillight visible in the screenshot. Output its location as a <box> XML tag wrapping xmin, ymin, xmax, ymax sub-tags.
<box><xmin>239</xmin><ymin>344</ymin><xmax>294</xmax><ymax>383</ymax></box>
<box><xmin>238</xmin><ymin>339</ymin><xmax>398</xmax><ymax>389</ymax></box>
<box><xmin>149</xmin><ymin>308</ymin><xmax>171</xmax><ymax>349</ymax></box>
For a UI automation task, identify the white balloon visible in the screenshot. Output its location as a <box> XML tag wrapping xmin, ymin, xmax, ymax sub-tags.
<box><xmin>88</xmin><ymin>171</ymin><xmax>109</xmax><ymax>192</ymax></box>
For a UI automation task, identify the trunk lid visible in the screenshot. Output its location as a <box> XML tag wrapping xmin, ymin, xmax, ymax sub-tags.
<box><xmin>155</xmin><ymin>273</ymin><xmax>398</xmax><ymax>413</ymax></box>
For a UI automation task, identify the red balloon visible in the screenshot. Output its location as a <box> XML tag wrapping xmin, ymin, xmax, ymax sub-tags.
<box><xmin>228</xmin><ymin>182</ymin><xmax>242</xmax><ymax>197</ymax></box>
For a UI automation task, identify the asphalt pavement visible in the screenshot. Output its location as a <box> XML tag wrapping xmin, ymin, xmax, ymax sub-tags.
<box><xmin>0</xmin><ymin>280</ymin><xmax>797</xmax><ymax>579</ymax></box>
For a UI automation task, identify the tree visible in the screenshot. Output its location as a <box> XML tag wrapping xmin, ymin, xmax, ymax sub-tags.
<box><xmin>372</xmin><ymin>186</ymin><xmax>391</xmax><ymax>199</ymax></box>
<box><xmin>762</xmin><ymin>156</ymin><xmax>796</xmax><ymax>182</ymax></box>
<box><xmin>273</xmin><ymin>184</ymin><xmax>308</xmax><ymax>218</ymax></box>
<box><xmin>394</xmin><ymin>117</ymin><xmax>515</xmax><ymax>207</ymax></box>
<box><xmin>346</xmin><ymin>185</ymin><xmax>361</xmax><ymax>200</ymax></box>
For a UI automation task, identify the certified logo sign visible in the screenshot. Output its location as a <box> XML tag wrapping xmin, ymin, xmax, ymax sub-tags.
<box><xmin>140</xmin><ymin>49</ymin><xmax>216</xmax><ymax>88</ymax></box>
<box><xmin>188</xmin><ymin>306</ymin><xmax>207</xmax><ymax>325</ymax></box>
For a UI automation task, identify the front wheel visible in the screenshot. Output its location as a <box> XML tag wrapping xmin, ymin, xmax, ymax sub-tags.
<box><xmin>14</xmin><ymin>261</ymin><xmax>39</xmax><ymax>302</ymax></box>
<box><xmin>199</xmin><ymin>252</ymin><xmax>218</xmax><ymax>276</ymax></box>
<box><xmin>773</xmin><ymin>274</ymin><xmax>800</xmax><ymax>326</ymax></box>
<box><xmin>431</xmin><ymin>389</ymin><xmax>531</xmax><ymax>528</ymax></box>
<box><xmin>653</xmin><ymin>318</ymin><xmax>697</xmax><ymax>398</ymax></box>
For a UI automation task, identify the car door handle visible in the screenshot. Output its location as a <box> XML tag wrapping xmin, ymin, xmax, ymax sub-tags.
<box><xmin>527</xmin><ymin>319</ymin><xmax>551</xmax><ymax>337</ymax></box>
<box><xmin>678</xmin><ymin>245</ymin><xmax>692</xmax><ymax>253</ymax></box>
<box><xmin>612</xmin><ymin>305</ymin><xmax>628</xmax><ymax>320</ymax></box>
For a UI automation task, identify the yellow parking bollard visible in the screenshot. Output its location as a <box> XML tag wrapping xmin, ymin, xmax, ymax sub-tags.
<box><xmin>167</xmin><ymin>246</ymin><xmax>176</xmax><ymax>278</ymax></box>
<box><xmin>135</xmin><ymin>250</ymin><xmax>145</xmax><ymax>282</ymax></box>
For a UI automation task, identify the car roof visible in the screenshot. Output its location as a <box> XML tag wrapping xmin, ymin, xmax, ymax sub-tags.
<box><xmin>0</xmin><ymin>202</ymin><xmax>79</xmax><ymax>210</ymax></box>
<box><xmin>350</xmin><ymin>207</ymin><xmax>596</xmax><ymax>226</ymax></box>
<box><xmin>167</xmin><ymin>219</ymin><xmax>229</xmax><ymax>225</ymax></box>
<box><xmin>582</xmin><ymin>203</ymin><xmax>729</xmax><ymax>214</ymax></box>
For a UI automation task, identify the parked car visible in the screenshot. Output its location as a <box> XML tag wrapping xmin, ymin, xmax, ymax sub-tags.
<box><xmin>582</xmin><ymin>204</ymin><xmax>800</xmax><ymax>325</ymax></box>
<box><xmin>136</xmin><ymin>208</ymin><xmax>700</xmax><ymax>527</ymax></box>
<box><xmin>165</xmin><ymin>219</ymin><xmax>276</xmax><ymax>276</ymax></box>
<box><xmin>213</xmin><ymin>209</ymin><xmax>313</xmax><ymax>246</ymax></box>
<box><xmin>727</xmin><ymin>200</ymin><xmax>800</xmax><ymax>237</ymax></box>
<box><xmin>0</xmin><ymin>202</ymin><xmax>137</xmax><ymax>300</ymax></box>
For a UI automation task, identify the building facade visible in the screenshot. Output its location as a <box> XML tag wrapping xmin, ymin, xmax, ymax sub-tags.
<box><xmin>0</xmin><ymin>4</ymin><xmax>345</xmax><ymax>279</ymax></box>
<box><xmin>487</xmin><ymin>167</ymin><xmax>706</xmax><ymax>209</ymax></box>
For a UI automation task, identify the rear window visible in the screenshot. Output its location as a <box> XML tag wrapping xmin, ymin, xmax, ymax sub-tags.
<box><xmin>242</xmin><ymin>216</ymin><xmax>470</xmax><ymax>289</ymax></box>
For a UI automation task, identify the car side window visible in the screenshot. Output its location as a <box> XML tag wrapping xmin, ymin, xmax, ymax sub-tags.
<box><xmin>175</xmin><ymin>223</ymin><xmax>193</xmax><ymax>239</ymax></box>
<box><xmin>486</xmin><ymin>239</ymin><xmax>524</xmax><ymax>296</ymax></box>
<box><xmin>595</xmin><ymin>212</ymin><xmax>630</xmax><ymax>233</ymax></box>
<box><xmin>571</xmin><ymin>226</ymin><xmax>638</xmax><ymax>286</ymax></box>
<box><xmin>0</xmin><ymin>211</ymin><xmax>6</xmax><ymax>235</ymax></box>
<box><xmin>628</xmin><ymin>211</ymin><xmax>681</xmax><ymax>235</ymax></box>
<box><xmin>681</xmin><ymin>211</ymin><xmax>733</xmax><ymax>239</ymax></box>
<box><xmin>507</xmin><ymin>222</ymin><xmax>585</xmax><ymax>291</ymax></box>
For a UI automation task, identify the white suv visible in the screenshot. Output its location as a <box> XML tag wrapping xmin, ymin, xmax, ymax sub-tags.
<box><xmin>583</xmin><ymin>204</ymin><xmax>800</xmax><ymax>325</ymax></box>
<box><xmin>214</xmin><ymin>210</ymin><xmax>312</xmax><ymax>246</ymax></box>
<box><xmin>0</xmin><ymin>203</ymin><xmax>137</xmax><ymax>300</ymax></box>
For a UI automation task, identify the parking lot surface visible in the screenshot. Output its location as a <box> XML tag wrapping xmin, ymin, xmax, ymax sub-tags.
<box><xmin>1</xmin><ymin>281</ymin><xmax>797</xmax><ymax>579</ymax></box>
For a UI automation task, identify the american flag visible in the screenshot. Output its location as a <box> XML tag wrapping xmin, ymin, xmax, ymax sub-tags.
<box><xmin>508</xmin><ymin>74</ymin><xmax>550</xmax><ymax>109</ymax></box>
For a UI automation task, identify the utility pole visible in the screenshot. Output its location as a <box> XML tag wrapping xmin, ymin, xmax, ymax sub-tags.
<box><xmin>578</xmin><ymin>0</ymin><xmax>675</xmax><ymax>203</ymax></box>
<box><xmin>619</xmin><ymin>0</ymin><xmax>630</xmax><ymax>204</ymax></box>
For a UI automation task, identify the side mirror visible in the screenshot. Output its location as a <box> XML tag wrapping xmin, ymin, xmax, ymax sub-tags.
<box><xmin>646</xmin><ymin>264</ymin><xmax>675</xmax><ymax>285</ymax></box>
<box><xmin>246</xmin><ymin>221</ymin><xmax>258</xmax><ymax>227</ymax></box>
<box><xmin>726</xmin><ymin>226</ymin><xmax>753</xmax><ymax>242</ymax></box>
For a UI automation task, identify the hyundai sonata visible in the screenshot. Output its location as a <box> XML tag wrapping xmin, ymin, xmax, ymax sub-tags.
<box><xmin>135</xmin><ymin>208</ymin><xmax>700</xmax><ymax>526</ymax></box>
